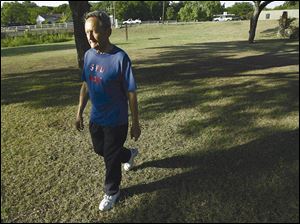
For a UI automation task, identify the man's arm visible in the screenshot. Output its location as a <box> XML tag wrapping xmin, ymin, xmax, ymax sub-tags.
<box><xmin>128</xmin><ymin>91</ymin><xmax>141</xmax><ymax>141</ymax></box>
<box><xmin>75</xmin><ymin>82</ymin><xmax>89</xmax><ymax>131</ymax></box>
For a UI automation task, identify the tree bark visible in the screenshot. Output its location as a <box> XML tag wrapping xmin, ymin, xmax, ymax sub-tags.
<box><xmin>248</xmin><ymin>7</ymin><xmax>260</xmax><ymax>43</ymax></box>
<box><xmin>69</xmin><ymin>1</ymin><xmax>91</xmax><ymax>72</ymax></box>
<box><xmin>248</xmin><ymin>1</ymin><xmax>273</xmax><ymax>43</ymax></box>
<box><xmin>162</xmin><ymin>1</ymin><xmax>165</xmax><ymax>24</ymax></box>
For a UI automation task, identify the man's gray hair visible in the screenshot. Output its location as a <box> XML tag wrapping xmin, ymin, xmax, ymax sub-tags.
<box><xmin>85</xmin><ymin>10</ymin><xmax>111</xmax><ymax>30</ymax></box>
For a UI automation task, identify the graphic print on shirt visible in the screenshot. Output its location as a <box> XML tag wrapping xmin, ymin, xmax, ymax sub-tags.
<box><xmin>89</xmin><ymin>63</ymin><xmax>105</xmax><ymax>84</ymax></box>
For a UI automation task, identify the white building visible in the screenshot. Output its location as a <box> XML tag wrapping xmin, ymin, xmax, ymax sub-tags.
<box><xmin>259</xmin><ymin>9</ymin><xmax>299</xmax><ymax>20</ymax></box>
<box><xmin>36</xmin><ymin>14</ymin><xmax>63</xmax><ymax>25</ymax></box>
<box><xmin>36</xmin><ymin>15</ymin><xmax>45</xmax><ymax>25</ymax></box>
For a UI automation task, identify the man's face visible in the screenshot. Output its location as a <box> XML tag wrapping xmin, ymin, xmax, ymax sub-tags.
<box><xmin>85</xmin><ymin>17</ymin><xmax>111</xmax><ymax>50</ymax></box>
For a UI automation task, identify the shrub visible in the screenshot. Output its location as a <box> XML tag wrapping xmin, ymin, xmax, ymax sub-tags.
<box><xmin>277</xmin><ymin>13</ymin><xmax>298</xmax><ymax>39</ymax></box>
<box><xmin>1</xmin><ymin>32</ymin><xmax>74</xmax><ymax>47</ymax></box>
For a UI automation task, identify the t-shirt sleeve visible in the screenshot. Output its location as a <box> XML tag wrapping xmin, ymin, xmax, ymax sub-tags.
<box><xmin>122</xmin><ymin>54</ymin><xmax>137</xmax><ymax>92</ymax></box>
<box><xmin>81</xmin><ymin>52</ymin><xmax>88</xmax><ymax>82</ymax></box>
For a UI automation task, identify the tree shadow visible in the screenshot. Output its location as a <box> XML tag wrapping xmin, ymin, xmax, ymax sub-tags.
<box><xmin>1</xmin><ymin>43</ymin><xmax>76</xmax><ymax>57</ymax></box>
<box><xmin>140</xmin><ymin>73</ymin><xmax>298</xmax><ymax>122</ymax></box>
<box><xmin>134</xmin><ymin>39</ymin><xmax>299</xmax><ymax>121</ymax></box>
<box><xmin>116</xmin><ymin>129</ymin><xmax>299</xmax><ymax>222</ymax></box>
<box><xmin>260</xmin><ymin>26</ymin><xmax>280</xmax><ymax>38</ymax></box>
<box><xmin>1</xmin><ymin>68</ymin><xmax>81</xmax><ymax>108</ymax></box>
<box><xmin>2</xmin><ymin>39</ymin><xmax>298</xmax><ymax>112</ymax></box>
<box><xmin>134</xmin><ymin>39</ymin><xmax>298</xmax><ymax>86</ymax></box>
<box><xmin>179</xmin><ymin>71</ymin><xmax>298</xmax><ymax>137</ymax></box>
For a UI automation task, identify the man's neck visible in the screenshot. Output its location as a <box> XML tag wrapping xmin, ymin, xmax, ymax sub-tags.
<box><xmin>96</xmin><ymin>43</ymin><xmax>113</xmax><ymax>54</ymax></box>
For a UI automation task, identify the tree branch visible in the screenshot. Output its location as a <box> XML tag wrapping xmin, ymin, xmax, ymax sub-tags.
<box><xmin>259</xmin><ymin>1</ymin><xmax>273</xmax><ymax>11</ymax></box>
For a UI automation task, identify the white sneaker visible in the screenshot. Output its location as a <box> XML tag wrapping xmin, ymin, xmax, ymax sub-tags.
<box><xmin>99</xmin><ymin>190</ymin><xmax>120</xmax><ymax>211</ymax></box>
<box><xmin>123</xmin><ymin>148</ymin><xmax>138</xmax><ymax>171</ymax></box>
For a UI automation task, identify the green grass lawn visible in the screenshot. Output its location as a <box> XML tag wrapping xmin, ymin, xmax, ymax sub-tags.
<box><xmin>1</xmin><ymin>20</ymin><xmax>299</xmax><ymax>222</ymax></box>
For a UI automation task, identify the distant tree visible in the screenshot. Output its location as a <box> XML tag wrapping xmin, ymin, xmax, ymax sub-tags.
<box><xmin>22</xmin><ymin>1</ymin><xmax>40</xmax><ymax>25</ymax></box>
<box><xmin>169</xmin><ymin>1</ymin><xmax>184</xmax><ymax>20</ymax></box>
<box><xmin>226</xmin><ymin>2</ymin><xmax>254</xmax><ymax>20</ymax></box>
<box><xmin>59</xmin><ymin>12</ymin><xmax>72</xmax><ymax>23</ymax></box>
<box><xmin>53</xmin><ymin>3</ymin><xmax>70</xmax><ymax>14</ymax></box>
<box><xmin>1</xmin><ymin>2</ymin><xmax>29</xmax><ymax>26</ymax></box>
<box><xmin>36</xmin><ymin>6</ymin><xmax>54</xmax><ymax>18</ymax></box>
<box><xmin>132</xmin><ymin>1</ymin><xmax>151</xmax><ymax>20</ymax></box>
<box><xmin>273</xmin><ymin>1</ymin><xmax>299</xmax><ymax>10</ymax></box>
<box><xmin>51</xmin><ymin>4</ymin><xmax>72</xmax><ymax>23</ymax></box>
<box><xmin>202</xmin><ymin>1</ymin><xmax>225</xmax><ymax>21</ymax></box>
<box><xmin>69</xmin><ymin>1</ymin><xmax>91</xmax><ymax>71</ymax></box>
<box><xmin>91</xmin><ymin>1</ymin><xmax>113</xmax><ymax>14</ymax></box>
<box><xmin>112</xmin><ymin>1</ymin><xmax>168</xmax><ymax>21</ymax></box>
<box><xmin>145</xmin><ymin>1</ymin><xmax>164</xmax><ymax>20</ymax></box>
<box><xmin>178</xmin><ymin>2</ymin><xmax>205</xmax><ymax>21</ymax></box>
<box><xmin>178</xmin><ymin>2</ymin><xmax>191</xmax><ymax>21</ymax></box>
<box><xmin>248</xmin><ymin>1</ymin><xmax>273</xmax><ymax>43</ymax></box>
<box><xmin>178</xmin><ymin>1</ymin><xmax>223</xmax><ymax>21</ymax></box>
<box><xmin>39</xmin><ymin>6</ymin><xmax>54</xmax><ymax>15</ymax></box>
<box><xmin>115</xmin><ymin>1</ymin><xmax>150</xmax><ymax>21</ymax></box>
<box><xmin>1</xmin><ymin>1</ymin><xmax>72</xmax><ymax>26</ymax></box>
<box><xmin>22</xmin><ymin>1</ymin><xmax>38</xmax><ymax>8</ymax></box>
<box><xmin>166</xmin><ymin>7</ymin><xmax>176</xmax><ymax>20</ymax></box>
<box><xmin>27</xmin><ymin>8</ymin><xmax>40</xmax><ymax>24</ymax></box>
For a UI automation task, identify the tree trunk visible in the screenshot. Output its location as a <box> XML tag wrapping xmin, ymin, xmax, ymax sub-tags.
<box><xmin>248</xmin><ymin>1</ymin><xmax>273</xmax><ymax>44</ymax></box>
<box><xmin>162</xmin><ymin>1</ymin><xmax>165</xmax><ymax>24</ymax></box>
<box><xmin>248</xmin><ymin>8</ymin><xmax>260</xmax><ymax>43</ymax></box>
<box><xmin>69</xmin><ymin>1</ymin><xmax>91</xmax><ymax>72</ymax></box>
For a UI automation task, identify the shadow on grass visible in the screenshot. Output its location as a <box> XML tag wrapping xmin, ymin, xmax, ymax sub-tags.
<box><xmin>1</xmin><ymin>68</ymin><xmax>81</xmax><ymax>108</ymax></box>
<box><xmin>1</xmin><ymin>39</ymin><xmax>298</xmax><ymax>111</ymax></box>
<box><xmin>135</xmin><ymin>39</ymin><xmax>298</xmax><ymax>87</ymax></box>
<box><xmin>260</xmin><ymin>26</ymin><xmax>280</xmax><ymax>38</ymax></box>
<box><xmin>1</xmin><ymin>42</ymin><xmax>76</xmax><ymax>57</ymax></box>
<box><xmin>135</xmin><ymin>39</ymin><xmax>299</xmax><ymax>121</ymax></box>
<box><xmin>117</xmin><ymin>129</ymin><xmax>299</xmax><ymax>222</ymax></box>
<box><xmin>141</xmin><ymin>72</ymin><xmax>298</xmax><ymax>124</ymax></box>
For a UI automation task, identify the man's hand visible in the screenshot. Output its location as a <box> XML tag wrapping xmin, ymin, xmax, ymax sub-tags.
<box><xmin>75</xmin><ymin>115</ymin><xmax>84</xmax><ymax>131</ymax></box>
<box><xmin>130</xmin><ymin>123</ymin><xmax>141</xmax><ymax>141</ymax></box>
<box><xmin>75</xmin><ymin>82</ymin><xmax>89</xmax><ymax>132</ymax></box>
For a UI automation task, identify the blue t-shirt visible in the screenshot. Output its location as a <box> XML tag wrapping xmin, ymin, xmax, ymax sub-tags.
<box><xmin>82</xmin><ymin>46</ymin><xmax>137</xmax><ymax>127</ymax></box>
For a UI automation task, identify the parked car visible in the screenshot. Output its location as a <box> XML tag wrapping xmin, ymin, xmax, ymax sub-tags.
<box><xmin>122</xmin><ymin>18</ymin><xmax>142</xmax><ymax>25</ymax></box>
<box><xmin>212</xmin><ymin>14</ymin><xmax>240</xmax><ymax>22</ymax></box>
